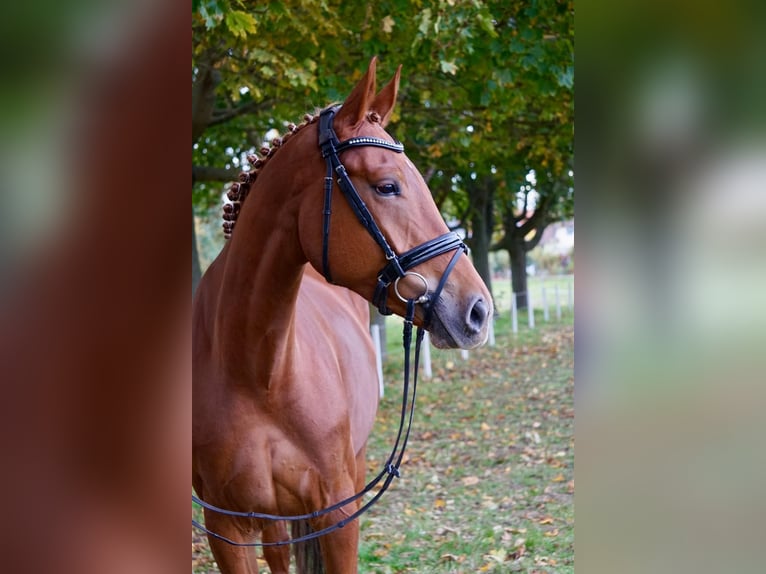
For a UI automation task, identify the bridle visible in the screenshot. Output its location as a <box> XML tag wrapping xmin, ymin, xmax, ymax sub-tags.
<box><xmin>317</xmin><ymin>105</ymin><xmax>468</xmax><ymax>324</ymax></box>
<box><xmin>192</xmin><ymin>105</ymin><xmax>468</xmax><ymax>547</ymax></box>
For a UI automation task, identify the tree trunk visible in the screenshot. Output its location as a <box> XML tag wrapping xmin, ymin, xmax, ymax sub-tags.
<box><xmin>192</xmin><ymin>207</ymin><xmax>202</xmax><ymax>294</ymax></box>
<box><xmin>469</xmin><ymin>209</ymin><xmax>493</xmax><ymax>305</ymax></box>
<box><xmin>508</xmin><ymin>235</ymin><xmax>528</xmax><ymax>309</ymax></box>
<box><xmin>192</xmin><ymin>63</ymin><xmax>221</xmax><ymax>145</ymax></box>
<box><xmin>466</xmin><ymin>176</ymin><xmax>494</xmax><ymax>304</ymax></box>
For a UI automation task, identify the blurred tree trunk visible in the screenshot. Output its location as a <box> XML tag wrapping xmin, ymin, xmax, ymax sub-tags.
<box><xmin>508</xmin><ymin>236</ymin><xmax>529</xmax><ymax>309</ymax></box>
<box><xmin>466</xmin><ymin>176</ymin><xmax>494</xmax><ymax>303</ymax></box>
<box><xmin>495</xmin><ymin>195</ymin><xmax>549</xmax><ymax>310</ymax></box>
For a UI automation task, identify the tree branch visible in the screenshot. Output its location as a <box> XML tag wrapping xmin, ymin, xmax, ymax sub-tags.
<box><xmin>524</xmin><ymin>222</ymin><xmax>548</xmax><ymax>251</ymax></box>
<box><xmin>192</xmin><ymin>165</ymin><xmax>240</xmax><ymax>183</ymax></box>
<box><xmin>209</xmin><ymin>99</ymin><xmax>275</xmax><ymax>127</ymax></box>
<box><xmin>519</xmin><ymin>194</ymin><xmax>552</xmax><ymax>235</ymax></box>
<box><xmin>521</xmin><ymin>188</ymin><xmax>529</xmax><ymax>217</ymax></box>
<box><xmin>192</xmin><ymin>60</ymin><xmax>221</xmax><ymax>144</ymax></box>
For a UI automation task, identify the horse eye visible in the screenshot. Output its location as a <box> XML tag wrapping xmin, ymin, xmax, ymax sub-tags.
<box><xmin>374</xmin><ymin>183</ymin><xmax>399</xmax><ymax>196</ymax></box>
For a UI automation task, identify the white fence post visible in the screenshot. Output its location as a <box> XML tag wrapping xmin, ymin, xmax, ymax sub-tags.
<box><xmin>555</xmin><ymin>283</ymin><xmax>562</xmax><ymax>321</ymax></box>
<box><xmin>422</xmin><ymin>331</ymin><xmax>432</xmax><ymax>379</ymax></box>
<box><xmin>487</xmin><ymin>318</ymin><xmax>495</xmax><ymax>346</ymax></box>
<box><xmin>460</xmin><ymin>349</ymin><xmax>469</xmax><ymax>360</ymax></box>
<box><xmin>542</xmin><ymin>286</ymin><xmax>549</xmax><ymax>322</ymax></box>
<box><xmin>370</xmin><ymin>324</ymin><xmax>384</xmax><ymax>398</ymax></box>
<box><xmin>527</xmin><ymin>291</ymin><xmax>535</xmax><ymax>329</ymax></box>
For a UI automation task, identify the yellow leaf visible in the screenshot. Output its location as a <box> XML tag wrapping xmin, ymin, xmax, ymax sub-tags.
<box><xmin>552</xmin><ymin>474</ymin><xmax>566</xmax><ymax>482</ymax></box>
<box><xmin>539</xmin><ymin>516</ymin><xmax>554</xmax><ymax>524</ymax></box>
<box><xmin>381</xmin><ymin>15</ymin><xmax>395</xmax><ymax>34</ymax></box>
<box><xmin>544</xmin><ymin>528</ymin><xmax>560</xmax><ymax>537</ymax></box>
<box><xmin>434</xmin><ymin>498</ymin><xmax>446</xmax><ymax>509</ymax></box>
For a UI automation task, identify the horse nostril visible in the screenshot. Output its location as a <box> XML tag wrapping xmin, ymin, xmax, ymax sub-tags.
<box><xmin>466</xmin><ymin>297</ymin><xmax>489</xmax><ymax>333</ymax></box>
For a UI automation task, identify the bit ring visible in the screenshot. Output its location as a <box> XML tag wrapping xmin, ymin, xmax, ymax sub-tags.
<box><xmin>394</xmin><ymin>272</ymin><xmax>430</xmax><ymax>304</ymax></box>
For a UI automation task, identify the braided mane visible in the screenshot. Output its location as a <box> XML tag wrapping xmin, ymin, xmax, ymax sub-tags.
<box><xmin>222</xmin><ymin>112</ymin><xmax>320</xmax><ymax>239</ymax></box>
<box><xmin>222</xmin><ymin>109</ymin><xmax>383</xmax><ymax>239</ymax></box>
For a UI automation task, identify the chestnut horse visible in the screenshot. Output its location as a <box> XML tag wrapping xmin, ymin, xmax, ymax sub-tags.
<box><xmin>192</xmin><ymin>58</ymin><xmax>492</xmax><ymax>574</ymax></box>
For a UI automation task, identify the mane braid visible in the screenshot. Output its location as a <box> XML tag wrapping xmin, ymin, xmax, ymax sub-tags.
<box><xmin>222</xmin><ymin>111</ymin><xmax>321</xmax><ymax>239</ymax></box>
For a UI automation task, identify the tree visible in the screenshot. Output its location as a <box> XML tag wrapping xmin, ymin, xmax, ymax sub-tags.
<box><xmin>494</xmin><ymin>159</ymin><xmax>574</xmax><ymax>309</ymax></box>
<box><xmin>379</xmin><ymin>0</ymin><xmax>574</xmax><ymax>308</ymax></box>
<box><xmin>191</xmin><ymin>1</ymin><xmax>574</xmax><ymax>310</ymax></box>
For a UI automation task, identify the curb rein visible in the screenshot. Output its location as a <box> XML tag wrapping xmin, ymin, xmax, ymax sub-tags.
<box><xmin>192</xmin><ymin>105</ymin><xmax>468</xmax><ymax>547</ymax></box>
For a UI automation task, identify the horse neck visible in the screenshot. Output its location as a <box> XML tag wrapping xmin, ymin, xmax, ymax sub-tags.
<box><xmin>214</xmin><ymin>141</ymin><xmax>318</xmax><ymax>387</ymax></box>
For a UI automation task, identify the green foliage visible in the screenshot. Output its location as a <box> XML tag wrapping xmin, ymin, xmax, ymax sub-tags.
<box><xmin>192</xmin><ymin>1</ymin><xmax>573</xmax><ymax>267</ymax></box>
<box><xmin>224</xmin><ymin>10</ymin><xmax>257</xmax><ymax>38</ymax></box>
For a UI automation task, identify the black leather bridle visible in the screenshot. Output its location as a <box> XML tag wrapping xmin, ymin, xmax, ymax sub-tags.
<box><xmin>318</xmin><ymin>105</ymin><xmax>468</xmax><ymax>324</ymax></box>
<box><xmin>192</xmin><ymin>105</ymin><xmax>468</xmax><ymax>547</ymax></box>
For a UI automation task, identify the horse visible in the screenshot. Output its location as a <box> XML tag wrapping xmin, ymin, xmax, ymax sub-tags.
<box><xmin>192</xmin><ymin>57</ymin><xmax>493</xmax><ymax>574</ymax></box>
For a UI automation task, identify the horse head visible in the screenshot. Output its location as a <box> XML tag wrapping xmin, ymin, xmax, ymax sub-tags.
<box><xmin>296</xmin><ymin>57</ymin><xmax>493</xmax><ymax>349</ymax></box>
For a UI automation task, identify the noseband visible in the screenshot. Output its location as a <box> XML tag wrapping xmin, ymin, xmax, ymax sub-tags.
<box><xmin>192</xmin><ymin>105</ymin><xmax>469</xmax><ymax>548</ymax></box>
<box><xmin>318</xmin><ymin>105</ymin><xmax>467</xmax><ymax>324</ymax></box>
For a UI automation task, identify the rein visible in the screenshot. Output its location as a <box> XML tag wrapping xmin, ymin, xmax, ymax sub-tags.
<box><xmin>193</xmin><ymin>301</ymin><xmax>423</xmax><ymax>547</ymax></box>
<box><xmin>192</xmin><ymin>105</ymin><xmax>467</xmax><ymax>546</ymax></box>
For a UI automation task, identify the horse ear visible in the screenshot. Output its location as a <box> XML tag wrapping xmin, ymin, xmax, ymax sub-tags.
<box><xmin>335</xmin><ymin>57</ymin><xmax>378</xmax><ymax>128</ymax></box>
<box><xmin>370</xmin><ymin>65</ymin><xmax>401</xmax><ymax>128</ymax></box>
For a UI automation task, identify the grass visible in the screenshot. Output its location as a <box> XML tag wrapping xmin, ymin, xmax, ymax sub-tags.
<box><xmin>362</xmin><ymin>313</ymin><xmax>574</xmax><ymax>573</ymax></box>
<box><xmin>193</xmin><ymin>302</ymin><xmax>574</xmax><ymax>573</ymax></box>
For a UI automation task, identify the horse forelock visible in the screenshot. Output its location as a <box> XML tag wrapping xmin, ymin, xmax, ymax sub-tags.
<box><xmin>222</xmin><ymin>111</ymin><xmax>322</xmax><ymax>239</ymax></box>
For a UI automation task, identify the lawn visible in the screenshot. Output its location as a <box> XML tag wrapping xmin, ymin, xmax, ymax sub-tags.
<box><xmin>194</xmin><ymin>309</ymin><xmax>574</xmax><ymax>573</ymax></box>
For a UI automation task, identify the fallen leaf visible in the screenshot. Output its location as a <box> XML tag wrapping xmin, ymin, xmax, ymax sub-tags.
<box><xmin>381</xmin><ymin>15</ymin><xmax>395</xmax><ymax>33</ymax></box>
<box><xmin>461</xmin><ymin>475</ymin><xmax>480</xmax><ymax>486</ymax></box>
<box><xmin>486</xmin><ymin>548</ymin><xmax>508</xmax><ymax>563</ymax></box>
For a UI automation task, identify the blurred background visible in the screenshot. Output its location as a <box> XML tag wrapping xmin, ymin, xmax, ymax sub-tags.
<box><xmin>577</xmin><ymin>0</ymin><xmax>766</xmax><ymax>572</ymax></box>
<box><xmin>0</xmin><ymin>1</ymin><xmax>186</xmax><ymax>573</ymax></box>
